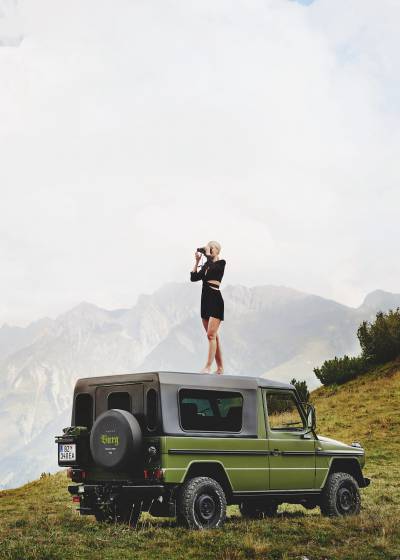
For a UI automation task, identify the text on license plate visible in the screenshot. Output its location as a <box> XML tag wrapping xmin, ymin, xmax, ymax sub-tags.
<box><xmin>59</xmin><ymin>443</ymin><xmax>76</xmax><ymax>462</ymax></box>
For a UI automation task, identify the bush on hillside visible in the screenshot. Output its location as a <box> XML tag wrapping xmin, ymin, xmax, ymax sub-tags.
<box><xmin>357</xmin><ymin>308</ymin><xmax>400</xmax><ymax>364</ymax></box>
<box><xmin>290</xmin><ymin>378</ymin><xmax>310</xmax><ymax>402</ymax></box>
<box><xmin>314</xmin><ymin>355</ymin><xmax>369</xmax><ymax>386</ymax></box>
<box><xmin>314</xmin><ymin>308</ymin><xmax>400</xmax><ymax>386</ymax></box>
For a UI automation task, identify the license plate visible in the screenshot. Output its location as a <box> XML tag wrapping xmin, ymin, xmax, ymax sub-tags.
<box><xmin>59</xmin><ymin>443</ymin><xmax>76</xmax><ymax>462</ymax></box>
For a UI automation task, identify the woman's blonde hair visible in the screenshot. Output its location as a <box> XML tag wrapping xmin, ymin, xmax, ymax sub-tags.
<box><xmin>208</xmin><ymin>240</ymin><xmax>221</xmax><ymax>255</ymax></box>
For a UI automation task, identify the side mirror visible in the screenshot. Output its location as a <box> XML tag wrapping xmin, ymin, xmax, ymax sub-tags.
<box><xmin>305</xmin><ymin>403</ymin><xmax>316</xmax><ymax>431</ymax></box>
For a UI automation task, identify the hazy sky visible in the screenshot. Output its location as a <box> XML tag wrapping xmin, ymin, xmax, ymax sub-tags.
<box><xmin>1</xmin><ymin>0</ymin><xmax>400</xmax><ymax>325</ymax></box>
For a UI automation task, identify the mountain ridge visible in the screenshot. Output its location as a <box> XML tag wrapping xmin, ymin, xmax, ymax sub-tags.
<box><xmin>0</xmin><ymin>283</ymin><xmax>399</xmax><ymax>489</ymax></box>
<box><xmin>2</xmin><ymin>285</ymin><xmax>395</xmax><ymax>332</ymax></box>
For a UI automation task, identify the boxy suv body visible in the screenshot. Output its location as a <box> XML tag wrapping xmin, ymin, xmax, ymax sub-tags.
<box><xmin>56</xmin><ymin>371</ymin><xmax>370</xmax><ymax>529</ymax></box>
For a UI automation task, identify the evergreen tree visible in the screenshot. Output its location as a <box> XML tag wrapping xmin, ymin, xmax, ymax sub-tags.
<box><xmin>290</xmin><ymin>378</ymin><xmax>310</xmax><ymax>402</ymax></box>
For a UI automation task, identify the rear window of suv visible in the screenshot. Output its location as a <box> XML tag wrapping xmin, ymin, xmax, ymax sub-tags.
<box><xmin>179</xmin><ymin>389</ymin><xmax>243</xmax><ymax>432</ymax></box>
<box><xmin>108</xmin><ymin>391</ymin><xmax>131</xmax><ymax>412</ymax></box>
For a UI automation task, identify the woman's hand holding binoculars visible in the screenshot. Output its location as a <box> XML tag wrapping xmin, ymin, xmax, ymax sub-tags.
<box><xmin>195</xmin><ymin>244</ymin><xmax>213</xmax><ymax>265</ymax></box>
<box><xmin>197</xmin><ymin>245</ymin><xmax>212</xmax><ymax>257</ymax></box>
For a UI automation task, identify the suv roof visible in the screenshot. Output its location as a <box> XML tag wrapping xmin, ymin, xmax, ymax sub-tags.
<box><xmin>74</xmin><ymin>371</ymin><xmax>294</xmax><ymax>392</ymax></box>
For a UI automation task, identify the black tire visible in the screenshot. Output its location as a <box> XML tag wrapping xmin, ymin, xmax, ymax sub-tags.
<box><xmin>320</xmin><ymin>472</ymin><xmax>361</xmax><ymax>516</ymax></box>
<box><xmin>90</xmin><ymin>409</ymin><xmax>142</xmax><ymax>471</ymax></box>
<box><xmin>177</xmin><ymin>477</ymin><xmax>227</xmax><ymax>529</ymax></box>
<box><xmin>239</xmin><ymin>501</ymin><xmax>278</xmax><ymax>519</ymax></box>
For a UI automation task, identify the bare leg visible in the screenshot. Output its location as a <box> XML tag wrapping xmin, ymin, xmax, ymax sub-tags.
<box><xmin>201</xmin><ymin>317</ymin><xmax>221</xmax><ymax>373</ymax></box>
<box><xmin>200</xmin><ymin>319</ymin><xmax>210</xmax><ymax>373</ymax></box>
<box><xmin>214</xmin><ymin>334</ymin><xmax>224</xmax><ymax>374</ymax></box>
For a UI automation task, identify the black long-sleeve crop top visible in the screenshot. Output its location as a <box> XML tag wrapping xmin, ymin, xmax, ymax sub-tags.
<box><xmin>190</xmin><ymin>256</ymin><xmax>226</xmax><ymax>284</ymax></box>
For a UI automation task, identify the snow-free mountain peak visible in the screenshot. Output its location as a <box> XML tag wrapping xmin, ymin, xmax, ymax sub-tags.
<box><xmin>358</xmin><ymin>289</ymin><xmax>400</xmax><ymax>313</ymax></box>
<box><xmin>1</xmin><ymin>283</ymin><xmax>400</xmax><ymax>490</ymax></box>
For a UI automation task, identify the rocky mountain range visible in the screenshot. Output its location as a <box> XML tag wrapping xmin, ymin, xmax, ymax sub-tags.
<box><xmin>1</xmin><ymin>283</ymin><xmax>400</xmax><ymax>489</ymax></box>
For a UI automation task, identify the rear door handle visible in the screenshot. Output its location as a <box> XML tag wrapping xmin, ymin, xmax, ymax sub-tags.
<box><xmin>271</xmin><ymin>449</ymin><xmax>281</xmax><ymax>456</ymax></box>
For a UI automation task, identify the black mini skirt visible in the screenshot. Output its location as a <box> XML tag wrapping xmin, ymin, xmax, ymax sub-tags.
<box><xmin>201</xmin><ymin>283</ymin><xmax>224</xmax><ymax>321</ymax></box>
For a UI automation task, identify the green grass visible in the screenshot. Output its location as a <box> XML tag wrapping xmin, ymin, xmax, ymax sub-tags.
<box><xmin>1</xmin><ymin>361</ymin><xmax>400</xmax><ymax>560</ymax></box>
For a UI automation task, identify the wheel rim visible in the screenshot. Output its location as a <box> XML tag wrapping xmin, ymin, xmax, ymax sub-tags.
<box><xmin>336</xmin><ymin>483</ymin><xmax>357</xmax><ymax>514</ymax></box>
<box><xmin>195</xmin><ymin>492</ymin><xmax>218</xmax><ymax>524</ymax></box>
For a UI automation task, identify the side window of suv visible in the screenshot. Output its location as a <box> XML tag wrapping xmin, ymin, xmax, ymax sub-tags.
<box><xmin>266</xmin><ymin>392</ymin><xmax>305</xmax><ymax>431</ymax></box>
<box><xmin>179</xmin><ymin>389</ymin><xmax>243</xmax><ymax>432</ymax></box>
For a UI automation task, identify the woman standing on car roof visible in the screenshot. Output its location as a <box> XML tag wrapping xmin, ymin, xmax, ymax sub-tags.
<box><xmin>190</xmin><ymin>241</ymin><xmax>226</xmax><ymax>374</ymax></box>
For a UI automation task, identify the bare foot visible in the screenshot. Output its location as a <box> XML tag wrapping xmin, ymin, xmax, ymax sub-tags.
<box><xmin>200</xmin><ymin>366</ymin><xmax>211</xmax><ymax>373</ymax></box>
<box><xmin>213</xmin><ymin>369</ymin><xmax>224</xmax><ymax>375</ymax></box>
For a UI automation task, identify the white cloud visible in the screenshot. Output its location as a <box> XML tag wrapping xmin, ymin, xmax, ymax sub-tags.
<box><xmin>1</xmin><ymin>0</ymin><xmax>400</xmax><ymax>324</ymax></box>
<box><xmin>0</xmin><ymin>0</ymin><xmax>22</xmax><ymax>45</ymax></box>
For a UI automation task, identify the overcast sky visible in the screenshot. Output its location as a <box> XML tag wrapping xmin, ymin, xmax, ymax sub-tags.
<box><xmin>1</xmin><ymin>0</ymin><xmax>400</xmax><ymax>325</ymax></box>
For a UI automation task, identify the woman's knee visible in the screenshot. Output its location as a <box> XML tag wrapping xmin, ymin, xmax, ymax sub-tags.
<box><xmin>207</xmin><ymin>330</ymin><xmax>217</xmax><ymax>341</ymax></box>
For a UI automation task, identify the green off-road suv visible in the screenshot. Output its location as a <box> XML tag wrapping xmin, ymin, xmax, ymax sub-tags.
<box><xmin>55</xmin><ymin>371</ymin><xmax>370</xmax><ymax>529</ymax></box>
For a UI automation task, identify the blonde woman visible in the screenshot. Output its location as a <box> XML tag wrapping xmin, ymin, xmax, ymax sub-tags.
<box><xmin>190</xmin><ymin>241</ymin><xmax>226</xmax><ymax>374</ymax></box>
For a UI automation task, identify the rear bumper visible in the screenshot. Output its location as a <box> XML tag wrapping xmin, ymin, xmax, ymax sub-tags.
<box><xmin>68</xmin><ymin>483</ymin><xmax>166</xmax><ymax>500</ymax></box>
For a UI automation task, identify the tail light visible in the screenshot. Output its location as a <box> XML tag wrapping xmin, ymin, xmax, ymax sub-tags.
<box><xmin>153</xmin><ymin>468</ymin><xmax>163</xmax><ymax>481</ymax></box>
<box><xmin>143</xmin><ymin>468</ymin><xmax>164</xmax><ymax>481</ymax></box>
<box><xmin>67</xmin><ymin>468</ymin><xmax>86</xmax><ymax>482</ymax></box>
<box><xmin>72</xmin><ymin>496</ymin><xmax>80</xmax><ymax>503</ymax></box>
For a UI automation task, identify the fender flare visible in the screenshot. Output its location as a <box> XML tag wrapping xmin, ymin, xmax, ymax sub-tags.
<box><xmin>321</xmin><ymin>457</ymin><xmax>368</xmax><ymax>488</ymax></box>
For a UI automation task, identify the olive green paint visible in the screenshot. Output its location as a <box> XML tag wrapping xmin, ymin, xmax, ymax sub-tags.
<box><xmin>60</xmin><ymin>372</ymin><xmax>367</xmax><ymax>504</ymax></box>
<box><xmin>156</xmin><ymin>387</ymin><xmax>365</xmax><ymax>492</ymax></box>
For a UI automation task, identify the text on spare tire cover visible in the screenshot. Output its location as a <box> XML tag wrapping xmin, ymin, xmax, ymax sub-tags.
<box><xmin>101</xmin><ymin>434</ymin><xmax>120</xmax><ymax>445</ymax></box>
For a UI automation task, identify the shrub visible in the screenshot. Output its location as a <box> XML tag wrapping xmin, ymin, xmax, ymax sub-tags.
<box><xmin>313</xmin><ymin>355</ymin><xmax>369</xmax><ymax>386</ymax></box>
<box><xmin>314</xmin><ymin>308</ymin><xmax>400</xmax><ymax>386</ymax></box>
<box><xmin>290</xmin><ymin>378</ymin><xmax>310</xmax><ymax>402</ymax></box>
<box><xmin>357</xmin><ymin>308</ymin><xmax>400</xmax><ymax>364</ymax></box>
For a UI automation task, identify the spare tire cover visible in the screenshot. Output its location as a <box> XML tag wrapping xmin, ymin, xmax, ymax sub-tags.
<box><xmin>90</xmin><ymin>409</ymin><xmax>142</xmax><ymax>471</ymax></box>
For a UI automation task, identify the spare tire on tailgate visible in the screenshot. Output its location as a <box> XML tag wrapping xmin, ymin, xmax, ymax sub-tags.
<box><xmin>90</xmin><ymin>409</ymin><xmax>142</xmax><ymax>471</ymax></box>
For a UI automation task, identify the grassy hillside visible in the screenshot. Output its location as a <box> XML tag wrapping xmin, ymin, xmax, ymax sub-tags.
<box><xmin>1</xmin><ymin>361</ymin><xmax>399</xmax><ymax>560</ymax></box>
